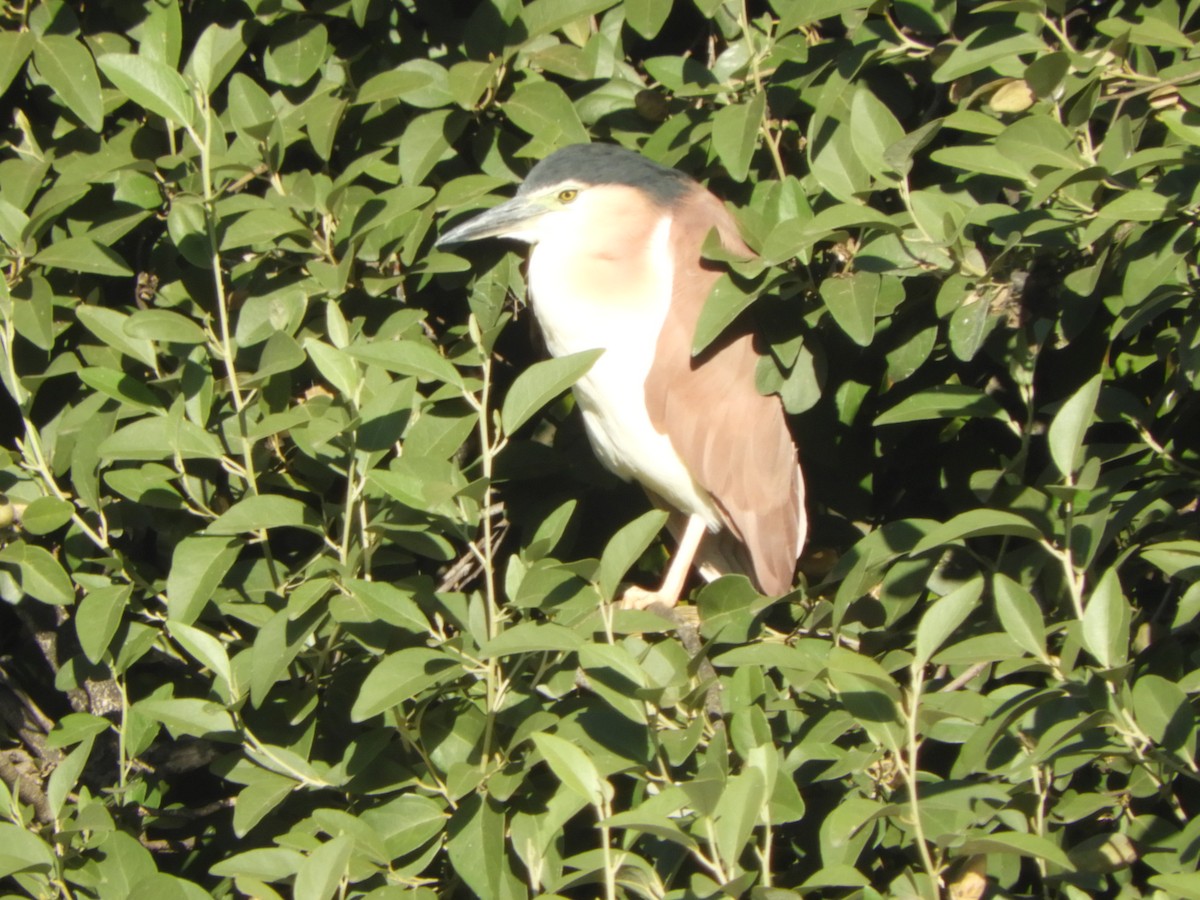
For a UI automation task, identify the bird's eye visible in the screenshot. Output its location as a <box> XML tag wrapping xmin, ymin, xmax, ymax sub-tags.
<box><xmin>557</xmin><ymin>189</ymin><xmax>578</xmax><ymax>204</ymax></box>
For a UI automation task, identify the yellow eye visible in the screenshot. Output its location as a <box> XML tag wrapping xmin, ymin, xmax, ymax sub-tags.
<box><xmin>557</xmin><ymin>189</ymin><xmax>578</xmax><ymax>203</ymax></box>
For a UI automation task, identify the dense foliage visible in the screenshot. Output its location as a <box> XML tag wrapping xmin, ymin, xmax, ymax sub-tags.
<box><xmin>1</xmin><ymin>0</ymin><xmax>1198</xmax><ymax>897</ymax></box>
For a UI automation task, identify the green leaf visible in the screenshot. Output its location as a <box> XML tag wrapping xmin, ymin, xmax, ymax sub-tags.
<box><xmin>362</xmin><ymin>794</ymin><xmax>447</xmax><ymax>858</ymax></box>
<box><xmin>875</xmin><ymin>385</ymin><xmax>1007</xmax><ymax>425</ymax></box>
<box><xmin>125</xmin><ymin>309</ymin><xmax>208</xmax><ymax>344</ymax></box>
<box><xmin>134</xmin><ymin>697</ymin><xmax>237</xmax><ymax>740</ymax></box>
<box><xmin>0</xmin><ymin>31</ymin><xmax>34</xmax><ymax>99</ymax></box>
<box><xmin>210</xmin><ymin>848</ymin><xmax>304</xmax><ymax>881</ymax></box>
<box><xmin>1047</xmin><ymin>374</ymin><xmax>1101</xmax><ymax>481</ymax></box>
<box><xmin>1140</xmin><ymin>540</ymin><xmax>1200</xmax><ymax>578</ymax></box>
<box><xmin>915</xmin><ymin>577</ymin><xmax>983</xmax><ymax>666</ymax></box>
<box><xmin>351</xmin><ymin>648</ymin><xmax>462</xmax><ymax>721</ymax></box>
<box><xmin>531</xmin><ymin>731</ymin><xmax>610</xmax><ymax>806</ymax></box>
<box><xmin>711</xmin><ymin>93</ymin><xmax>765</xmax><ymax>181</ymax></box>
<box><xmin>501</xmin><ymin>349</ymin><xmax>602</xmax><ymax>434</ymax></box>
<box><xmin>0</xmin><ymin>541</ymin><xmax>75</xmax><ymax>605</ymax></box>
<box><xmin>930</xmin><ymin>145</ymin><xmax>1029</xmax><ymax>181</ymax></box>
<box><xmin>357</xmin><ymin>60</ymin><xmax>452</xmax><ymax>108</ymax></box>
<box><xmin>479</xmin><ymin>621</ymin><xmax>584</xmax><ymax>657</ymax></box>
<box><xmin>18</xmin><ymin>496</ymin><xmax>74</xmax><ymax>535</ymax></box>
<box><xmin>97</xmin><ymin>52</ymin><xmax>195</xmax><ymax>126</ymax></box>
<box><xmin>909</xmin><ymin>189</ymin><xmax>965</xmax><ymax>245</ymax></box>
<box><xmin>344</xmin><ymin>339</ymin><xmax>462</xmax><ymax>387</ymax></box>
<box><xmin>995</xmin><ymin>115</ymin><xmax>1084</xmax><ymax>172</ymax></box>
<box><xmin>34</xmin><ymin>237</ymin><xmax>133</xmax><ymax>277</ymax></box>
<box><xmin>1131</xmin><ymin>674</ymin><xmax>1192</xmax><ymax>751</ymax></box>
<box><xmin>698</xmin><ymin>576</ymin><xmax>769</xmax><ymax>642</ymax></box>
<box><xmin>47</xmin><ymin>735</ymin><xmax>93</xmax><ymax>819</ymax></box>
<box><xmin>294</xmin><ymin>835</ymin><xmax>353</xmax><ymax>900</ymax></box>
<box><xmin>625</xmin><ymin>0</ymin><xmax>673</xmax><ymax>38</ymax></box>
<box><xmin>850</xmin><ymin>87</ymin><xmax>905</xmax><ymax>179</ymax></box>
<box><xmin>90</xmin><ymin>831</ymin><xmax>156</xmax><ymax>897</ymax></box>
<box><xmin>399</xmin><ymin>110</ymin><xmax>463</xmax><ymax>187</ymax></box>
<box><xmin>912</xmin><ymin>509</ymin><xmax>1044</xmax><ymax>554</ymax></box>
<box><xmin>774</xmin><ymin>0</ymin><xmax>873</xmax><ymax>31</ymax></box>
<box><xmin>221</xmin><ymin>207</ymin><xmax>308</xmax><ymax>250</ymax></box>
<box><xmin>185</xmin><ymin>21</ymin><xmax>244</xmax><ymax>95</ymax></box>
<box><xmin>33</xmin><ymin>36</ymin><xmax>103</xmax><ymax>132</ymax></box>
<box><xmin>263</xmin><ymin>20</ymin><xmax>327</xmax><ymax>87</ymax></box>
<box><xmin>525</xmin><ymin>499</ymin><xmax>577</xmax><ymax>561</ymax></box>
<box><xmin>206</xmin><ymin>495</ymin><xmax>318</xmax><ymax>535</ymax></box>
<box><xmin>98</xmin><ymin>415</ymin><xmax>224</xmax><ymax>461</ymax></box>
<box><xmin>166</xmin><ymin>535</ymin><xmax>240</xmax><ymax>624</ymax></box>
<box><xmin>992</xmin><ymin>574</ymin><xmax>1047</xmax><ymax>661</ymax></box>
<box><xmin>933</xmin><ymin>26</ymin><xmax>1045</xmax><ymax>83</ymax></box>
<box><xmin>959</xmin><ymin>831</ymin><xmax>1074</xmax><ymax>870</ymax></box>
<box><xmin>810</xmin><ymin>123</ymin><xmax>872</xmax><ymax>202</ymax></box>
<box><xmin>1081</xmin><ymin>568</ymin><xmax>1129</xmax><ymax>669</ymax></box>
<box><xmin>505</xmin><ymin>81</ymin><xmax>589</xmax><ymax>153</ymax></box>
<box><xmin>1096</xmin><ymin>189</ymin><xmax>1171</xmax><ymax>222</ymax></box>
<box><xmin>947</xmin><ymin>288</ymin><xmax>998</xmax><ymax>362</ymax></box>
<box><xmin>168</xmin><ymin>622</ymin><xmax>234</xmax><ymax>698</ymax></box>
<box><xmin>343</xmin><ymin>579</ymin><xmax>429</xmax><ymax>633</ymax></box>
<box><xmin>826</xmin><ymin>647</ymin><xmax>904</xmax><ymax>752</ymax></box>
<box><xmin>596</xmin><ymin>509</ymin><xmax>670</xmax><ymax>602</ymax></box>
<box><xmin>232</xmin><ymin>770</ymin><xmax>296</xmax><ymax>838</ymax></box>
<box><xmin>1150</xmin><ymin>874</ymin><xmax>1200</xmax><ymax>900</ymax></box>
<box><xmin>693</xmin><ymin>272</ymin><xmax>757</xmax><ymax>355</ymax></box>
<box><xmin>77</xmin><ymin>368</ymin><xmax>164</xmax><ymax>411</ymax></box>
<box><xmin>227</xmin><ymin>72</ymin><xmax>277</xmax><ymax>141</ymax></box>
<box><xmin>76</xmin><ymin>583</ymin><xmax>131</xmax><ymax>663</ymax></box>
<box><xmin>519</xmin><ymin>0</ymin><xmax>620</xmax><ymax>40</ymax></box>
<box><xmin>713</xmin><ymin>767</ymin><xmax>767</xmax><ymax>867</ymax></box>
<box><xmin>0</xmin><ymin>822</ymin><xmax>55</xmax><ymax>879</ymax></box>
<box><xmin>446</xmin><ymin>795</ymin><xmax>511</xmax><ymax>900</ymax></box>
<box><xmin>76</xmin><ymin>306</ymin><xmax>158</xmax><ymax>368</ymax></box>
<box><xmin>820</xmin><ymin>273</ymin><xmax>879</xmax><ymax>346</ymax></box>
<box><xmin>304</xmin><ymin>338</ymin><xmax>361</xmax><ymax>400</ymax></box>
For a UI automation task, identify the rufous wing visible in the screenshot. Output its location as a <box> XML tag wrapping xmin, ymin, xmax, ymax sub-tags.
<box><xmin>643</xmin><ymin>187</ymin><xmax>806</xmax><ymax>595</ymax></box>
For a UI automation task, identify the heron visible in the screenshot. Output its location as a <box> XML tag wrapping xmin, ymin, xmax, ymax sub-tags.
<box><xmin>437</xmin><ymin>143</ymin><xmax>805</xmax><ymax>609</ymax></box>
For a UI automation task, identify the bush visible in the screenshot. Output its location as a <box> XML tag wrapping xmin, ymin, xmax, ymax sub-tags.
<box><xmin>1</xmin><ymin>0</ymin><xmax>1198</xmax><ymax>897</ymax></box>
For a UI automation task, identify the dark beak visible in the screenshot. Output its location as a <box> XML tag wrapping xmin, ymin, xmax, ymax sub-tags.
<box><xmin>435</xmin><ymin>195</ymin><xmax>543</xmax><ymax>248</ymax></box>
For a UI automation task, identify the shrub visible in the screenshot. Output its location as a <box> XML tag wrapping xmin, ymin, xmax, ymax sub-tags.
<box><xmin>0</xmin><ymin>0</ymin><xmax>1197</xmax><ymax>897</ymax></box>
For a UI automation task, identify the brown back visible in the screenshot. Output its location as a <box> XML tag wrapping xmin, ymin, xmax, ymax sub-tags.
<box><xmin>643</xmin><ymin>187</ymin><xmax>806</xmax><ymax>595</ymax></box>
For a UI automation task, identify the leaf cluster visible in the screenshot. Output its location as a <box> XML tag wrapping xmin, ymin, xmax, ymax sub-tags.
<box><xmin>0</xmin><ymin>0</ymin><xmax>1198</xmax><ymax>898</ymax></box>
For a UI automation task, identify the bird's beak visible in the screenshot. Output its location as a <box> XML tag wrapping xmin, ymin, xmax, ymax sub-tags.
<box><xmin>435</xmin><ymin>195</ymin><xmax>544</xmax><ymax>248</ymax></box>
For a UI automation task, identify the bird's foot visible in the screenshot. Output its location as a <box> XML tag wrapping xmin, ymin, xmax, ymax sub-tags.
<box><xmin>616</xmin><ymin>586</ymin><xmax>699</xmax><ymax>627</ymax></box>
<box><xmin>617</xmin><ymin>585</ymin><xmax>675</xmax><ymax>611</ymax></box>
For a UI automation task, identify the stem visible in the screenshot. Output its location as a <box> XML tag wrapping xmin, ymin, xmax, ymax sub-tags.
<box><xmin>390</xmin><ymin>709</ymin><xmax>457</xmax><ymax>809</ymax></box>
<box><xmin>116</xmin><ymin>677</ymin><xmax>129</xmax><ymax>793</ymax></box>
<box><xmin>1044</xmin><ymin>541</ymin><xmax>1086</xmax><ymax>620</ymax></box>
<box><xmin>739</xmin><ymin>0</ymin><xmax>785</xmax><ymax>181</ymax></box>
<box><xmin>1029</xmin><ymin>761</ymin><xmax>1050</xmax><ymax>883</ymax></box>
<box><xmin>902</xmin><ymin>665</ymin><xmax>940</xmax><ymax>898</ymax></box>
<box><xmin>599</xmin><ymin>796</ymin><xmax>617</xmax><ymax>900</ymax></box>
<box><xmin>1039</xmin><ymin>14</ymin><xmax>1075</xmax><ymax>52</ymax></box>
<box><xmin>186</xmin><ymin>94</ymin><xmax>260</xmax><ymax>502</ymax></box>
<box><xmin>467</xmin><ymin>317</ymin><xmax>503</xmax><ymax>769</ymax></box>
<box><xmin>758</xmin><ymin>812</ymin><xmax>774</xmax><ymax>887</ymax></box>
<box><xmin>702</xmin><ymin>818</ymin><xmax>730</xmax><ymax>884</ymax></box>
<box><xmin>339</xmin><ymin>450</ymin><xmax>359</xmax><ymax>568</ymax></box>
<box><xmin>242</xmin><ymin>726</ymin><xmax>332</xmax><ymax>789</ymax></box>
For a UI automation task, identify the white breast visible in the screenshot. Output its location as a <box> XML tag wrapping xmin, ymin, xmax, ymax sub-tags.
<box><xmin>527</xmin><ymin>215</ymin><xmax>720</xmax><ymax>528</ymax></box>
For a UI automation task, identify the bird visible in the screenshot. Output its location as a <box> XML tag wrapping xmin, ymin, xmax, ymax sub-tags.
<box><xmin>436</xmin><ymin>143</ymin><xmax>805</xmax><ymax>609</ymax></box>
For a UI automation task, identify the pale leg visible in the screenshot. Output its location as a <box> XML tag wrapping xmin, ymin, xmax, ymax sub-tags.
<box><xmin>619</xmin><ymin>513</ymin><xmax>708</xmax><ymax>610</ymax></box>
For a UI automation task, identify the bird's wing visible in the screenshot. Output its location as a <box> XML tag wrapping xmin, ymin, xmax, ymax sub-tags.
<box><xmin>644</xmin><ymin>187</ymin><xmax>806</xmax><ymax>595</ymax></box>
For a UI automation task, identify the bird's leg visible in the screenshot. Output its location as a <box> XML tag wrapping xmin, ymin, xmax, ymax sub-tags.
<box><xmin>619</xmin><ymin>513</ymin><xmax>708</xmax><ymax>611</ymax></box>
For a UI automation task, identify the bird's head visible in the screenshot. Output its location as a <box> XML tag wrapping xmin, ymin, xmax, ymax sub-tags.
<box><xmin>435</xmin><ymin>144</ymin><xmax>693</xmax><ymax>249</ymax></box>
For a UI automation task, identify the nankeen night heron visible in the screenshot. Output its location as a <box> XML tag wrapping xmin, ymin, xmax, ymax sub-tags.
<box><xmin>437</xmin><ymin>143</ymin><xmax>806</xmax><ymax>608</ymax></box>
